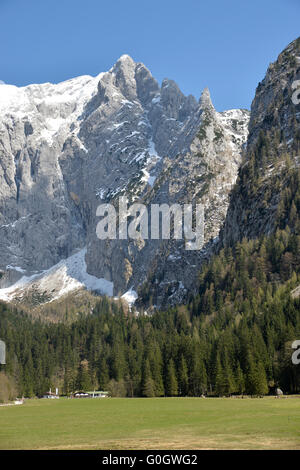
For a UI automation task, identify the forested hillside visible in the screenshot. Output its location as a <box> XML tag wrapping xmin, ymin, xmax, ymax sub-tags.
<box><xmin>1</xmin><ymin>168</ymin><xmax>300</xmax><ymax>400</ymax></box>
<box><xmin>1</xmin><ymin>220</ymin><xmax>299</xmax><ymax>399</ymax></box>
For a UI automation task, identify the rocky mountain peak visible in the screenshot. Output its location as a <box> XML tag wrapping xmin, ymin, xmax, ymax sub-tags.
<box><xmin>199</xmin><ymin>87</ymin><xmax>214</xmax><ymax>110</ymax></box>
<box><xmin>113</xmin><ymin>53</ymin><xmax>136</xmax><ymax>70</ymax></box>
<box><xmin>109</xmin><ymin>54</ymin><xmax>138</xmax><ymax>101</ymax></box>
<box><xmin>0</xmin><ymin>54</ymin><xmax>250</xmax><ymax>309</ymax></box>
<box><xmin>248</xmin><ymin>37</ymin><xmax>300</xmax><ymax>151</ymax></box>
<box><xmin>221</xmin><ymin>36</ymin><xmax>300</xmax><ymax>248</ymax></box>
<box><xmin>135</xmin><ymin>62</ymin><xmax>160</xmax><ymax>106</ymax></box>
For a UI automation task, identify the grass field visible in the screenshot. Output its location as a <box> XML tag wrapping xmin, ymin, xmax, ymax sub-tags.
<box><xmin>0</xmin><ymin>397</ymin><xmax>300</xmax><ymax>450</ymax></box>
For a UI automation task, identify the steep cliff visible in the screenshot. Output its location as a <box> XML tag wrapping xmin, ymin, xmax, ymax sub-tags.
<box><xmin>0</xmin><ymin>55</ymin><xmax>249</xmax><ymax>307</ymax></box>
<box><xmin>221</xmin><ymin>37</ymin><xmax>300</xmax><ymax>247</ymax></box>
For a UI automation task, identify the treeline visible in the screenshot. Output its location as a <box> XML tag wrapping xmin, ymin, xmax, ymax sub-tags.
<box><xmin>0</xmin><ymin>271</ymin><xmax>299</xmax><ymax>399</ymax></box>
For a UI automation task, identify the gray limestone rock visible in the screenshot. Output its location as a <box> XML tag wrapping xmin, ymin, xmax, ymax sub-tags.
<box><xmin>0</xmin><ymin>55</ymin><xmax>250</xmax><ymax>307</ymax></box>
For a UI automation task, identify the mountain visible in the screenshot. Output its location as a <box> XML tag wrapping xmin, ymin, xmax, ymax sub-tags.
<box><xmin>1</xmin><ymin>39</ymin><xmax>300</xmax><ymax>401</ymax></box>
<box><xmin>0</xmin><ymin>55</ymin><xmax>249</xmax><ymax>308</ymax></box>
<box><xmin>221</xmin><ymin>37</ymin><xmax>300</xmax><ymax>246</ymax></box>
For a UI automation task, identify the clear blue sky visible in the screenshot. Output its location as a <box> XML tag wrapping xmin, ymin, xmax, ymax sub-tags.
<box><xmin>0</xmin><ymin>0</ymin><xmax>299</xmax><ymax>111</ymax></box>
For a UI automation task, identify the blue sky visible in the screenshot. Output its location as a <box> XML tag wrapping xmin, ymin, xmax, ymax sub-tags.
<box><xmin>0</xmin><ymin>0</ymin><xmax>299</xmax><ymax>111</ymax></box>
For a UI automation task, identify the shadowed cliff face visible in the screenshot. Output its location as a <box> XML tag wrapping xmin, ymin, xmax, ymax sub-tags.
<box><xmin>221</xmin><ymin>37</ymin><xmax>300</xmax><ymax>248</ymax></box>
<box><xmin>0</xmin><ymin>55</ymin><xmax>249</xmax><ymax>308</ymax></box>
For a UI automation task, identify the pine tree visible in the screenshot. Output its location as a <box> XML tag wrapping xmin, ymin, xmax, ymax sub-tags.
<box><xmin>235</xmin><ymin>362</ymin><xmax>245</xmax><ymax>395</ymax></box>
<box><xmin>76</xmin><ymin>360</ymin><xmax>92</xmax><ymax>391</ymax></box>
<box><xmin>246</xmin><ymin>354</ymin><xmax>269</xmax><ymax>396</ymax></box>
<box><xmin>178</xmin><ymin>355</ymin><xmax>189</xmax><ymax>396</ymax></box>
<box><xmin>165</xmin><ymin>359</ymin><xmax>178</xmax><ymax>397</ymax></box>
<box><xmin>98</xmin><ymin>357</ymin><xmax>110</xmax><ymax>390</ymax></box>
<box><xmin>141</xmin><ymin>358</ymin><xmax>155</xmax><ymax>397</ymax></box>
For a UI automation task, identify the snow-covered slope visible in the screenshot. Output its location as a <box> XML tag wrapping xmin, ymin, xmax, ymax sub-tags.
<box><xmin>0</xmin><ymin>73</ymin><xmax>103</xmax><ymax>148</ymax></box>
<box><xmin>0</xmin><ymin>248</ymin><xmax>113</xmax><ymax>303</ymax></box>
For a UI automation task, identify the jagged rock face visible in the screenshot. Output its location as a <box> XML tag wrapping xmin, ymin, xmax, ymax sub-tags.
<box><xmin>248</xmin><ymin>39</ymin><xmax>300</xmax><ymax>151</ymax></box>
<box><xmin>131</xmin><ymin>103</ymin><xmax>249</xmax><ymax>308</ymax></box>
<box><xmin>221</xmin><ymin>37</ymin><xmax>300</xmax><ymax>247</ymax></box>
<box><xmin>0</xmin><ymin>54</ymin><xmax>249</xmax><ymax>307</ymax></box>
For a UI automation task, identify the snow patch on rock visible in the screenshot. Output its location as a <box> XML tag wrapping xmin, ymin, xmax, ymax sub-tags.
<box><xmin>0</xmin><ymin>248</ymin><xmax>114</xmax><ymax>303</ymax></box>
<box><xmin>121</xmin><ymin>288</ymin><xmax>138</xmax><ymax>307</ymax></box>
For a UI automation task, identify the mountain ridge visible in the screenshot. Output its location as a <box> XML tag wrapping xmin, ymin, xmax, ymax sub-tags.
<box><xmin>0</xmin><ymin>53</ymin><xmax>250</xmax><ymax>308</ymax></box>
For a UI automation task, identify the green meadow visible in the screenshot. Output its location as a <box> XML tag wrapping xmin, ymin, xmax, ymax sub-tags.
<box><xmin>0</xmin><ymin>397</ymin><xmax>300</xmax><ymax>450</ymax></box>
